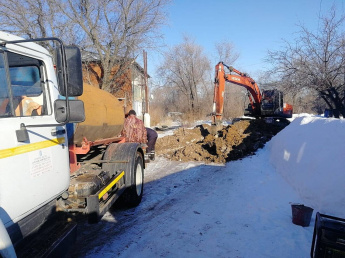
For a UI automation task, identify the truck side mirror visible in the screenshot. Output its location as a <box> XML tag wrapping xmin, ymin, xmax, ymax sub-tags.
<box><xmin>55</xmin><ymin>46</ymin><xmax>83</xmax><ymax>97</ymax></box>
<box><xmin>54</xmin><ymin>99</ymin><xmax>85</xmax><ymax>123</ymax></box>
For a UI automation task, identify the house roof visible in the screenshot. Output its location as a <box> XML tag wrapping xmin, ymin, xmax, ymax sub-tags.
<box><xmin>81</xmin><ymin>50</ymin><xmax>150</xmax><ymax>78</ymax></box>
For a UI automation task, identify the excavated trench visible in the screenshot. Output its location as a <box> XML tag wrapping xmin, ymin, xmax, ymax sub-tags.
<box><xmin>155</xmin><ymin>119</ymin><xmax>289</xmax><ymax>163</ymax></box>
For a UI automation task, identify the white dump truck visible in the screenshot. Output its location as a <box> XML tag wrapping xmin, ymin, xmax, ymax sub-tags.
<box><xmin>0</xmin><ymin>32</ymin><xmax>145</xmax><ymax>257</ymax></box>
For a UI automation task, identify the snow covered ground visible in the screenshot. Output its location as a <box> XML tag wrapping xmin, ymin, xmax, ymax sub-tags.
<box><xmin>71</xmin><ymin>114</ymin><xmax>345</xmax><ymax>258</ymax></box>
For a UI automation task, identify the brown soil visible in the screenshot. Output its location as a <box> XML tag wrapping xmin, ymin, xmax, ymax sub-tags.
<box><xmin>155</xmin><ymin>119</ymin><xmax>289</xmax><ymax>163</ymax></box>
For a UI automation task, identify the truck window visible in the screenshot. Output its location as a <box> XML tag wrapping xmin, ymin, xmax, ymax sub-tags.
<box><xmin>0</xmin><ymin>53</ymin><xmax>11</xmax><ymax>117</ymax></box>
<box><xmin>5</xmin><ymin>52</ymin><xmax>50</xmax><ymax>117</ymax></box>
<box><xmin>10</xmin><ymin>65</ymin><xmax>44</xmax><ymax>116</ymax></box>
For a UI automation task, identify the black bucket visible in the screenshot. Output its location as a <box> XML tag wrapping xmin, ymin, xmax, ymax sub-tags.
<box><xmin>291</xmin><ymin>204</ymin><xmax>313</xmax><ymax>227</ymax></box>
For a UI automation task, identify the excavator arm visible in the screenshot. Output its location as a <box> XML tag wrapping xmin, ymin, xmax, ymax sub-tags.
<box><xmin>212</xmin><ymin>62</ymin><xmax>262</xmax><ymax>125</ymax></box>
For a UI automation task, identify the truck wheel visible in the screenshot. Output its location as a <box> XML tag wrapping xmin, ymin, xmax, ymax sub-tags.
<box><xmin>123</xmin><ymin>151</ymin><xmax>144</xmax><ymax>207</ymax></box>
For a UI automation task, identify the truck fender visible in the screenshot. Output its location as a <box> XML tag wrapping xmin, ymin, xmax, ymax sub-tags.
<box><xmin>0</xmin><ymin>219</ymin><xmax>17</xmax><ymax>258</ymax></box>
<box><xmin>102</xmin><ymin>142</ymin><xmax>144</xmax><ymax>185</ymax></box>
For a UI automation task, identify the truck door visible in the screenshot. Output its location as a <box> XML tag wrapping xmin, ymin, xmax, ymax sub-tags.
<box><xmin>0</xmin><ymin>50</ymin><xmax>70</xmax><ymax>231</ymax></box>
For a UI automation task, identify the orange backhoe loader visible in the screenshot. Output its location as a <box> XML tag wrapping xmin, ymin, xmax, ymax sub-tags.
<box><xmin>211</xmin><ymin>62</ymin><xmax>293</xmax><ymax>125</ymax></box>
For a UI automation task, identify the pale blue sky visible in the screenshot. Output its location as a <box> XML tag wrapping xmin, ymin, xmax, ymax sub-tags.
<box><xmin>147</xmin><ymin>0</ymin><xmax>345</xmax><ymax>80</ymax></box>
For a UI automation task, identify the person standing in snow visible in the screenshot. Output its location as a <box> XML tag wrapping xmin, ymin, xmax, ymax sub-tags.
<box><xmin>145</xmin><ymin>127</ymin><xmax>158</xmax><ymax>161</ymax></box>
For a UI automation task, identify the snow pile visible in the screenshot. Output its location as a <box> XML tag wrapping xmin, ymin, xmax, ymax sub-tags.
<box><xmin>269</xmin><ymin>115</ymin><xmax>345</xmax><ymax>217</ymax></box>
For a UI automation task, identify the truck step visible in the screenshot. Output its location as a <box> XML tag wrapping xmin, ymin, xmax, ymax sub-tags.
<box><xmin>16</xmin><ymin>217</ymin><xmax>77</xmax><ymax>258</ymax></box>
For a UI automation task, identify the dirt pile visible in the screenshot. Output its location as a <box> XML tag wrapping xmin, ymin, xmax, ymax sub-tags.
<box><xmin>155</xmin><ymin>119</ymin><xmax>289</xmax><ymax>163</ymax></box>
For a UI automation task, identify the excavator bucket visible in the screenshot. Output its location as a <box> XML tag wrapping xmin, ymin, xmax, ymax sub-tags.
<box><xmin>210</xmin><ymin>122</ymin><xmax>223</xmax><ymax>136</ymax></box>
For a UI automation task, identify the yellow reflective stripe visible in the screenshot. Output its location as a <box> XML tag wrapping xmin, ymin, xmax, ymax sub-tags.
<box><xmin>98</xmin><ymin>171</ymin><xmax>125</xmax><ymax>200</ymax></box>
<box><xmin>0</xmin><ymin>137</ymin><xmax>65</xmax><ymax>159</ymax></box>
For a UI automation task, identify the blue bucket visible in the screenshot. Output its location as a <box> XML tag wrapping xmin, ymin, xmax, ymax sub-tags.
<box><xmin>324</xmin><ymin>109</ymin><xmax>333</xmax><ymax>118</ymax></box>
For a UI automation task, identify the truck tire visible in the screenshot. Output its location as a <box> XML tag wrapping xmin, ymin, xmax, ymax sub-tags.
<box><xmin>122</xmin><ymin>151</ymin><xmax>144</xmax><ymax>207</ymax></box>
<box><xmin>102</xmin><ymin>143</ymin><xmax>144</xmax><ymax>208</ymax></box>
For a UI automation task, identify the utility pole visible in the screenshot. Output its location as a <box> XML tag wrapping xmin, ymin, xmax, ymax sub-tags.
<box><xmin>143</xmin><ymin>50</ymin><xmax>150</xmax><ymax>127</ymax></box>
<box><xmin>143</xmin><ymin>50</ymin><xmax>149</xmax><ymax>113</ymax></box>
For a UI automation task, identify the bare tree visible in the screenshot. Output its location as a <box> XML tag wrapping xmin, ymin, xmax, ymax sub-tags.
<box><xmin>0</xmin><ymin>0</ymin><xmax>73</xmax><ymax>51</ymax></box>
<box><xmin>267</xmin><ymin>8</ymin><xmax>345</xmax><ymax>117</ymax></box>
<box><xmin>157</xmin><ymin>36</ymin><xmax>211</xmax><ymax>116</ymax></box>
<box><xmin>0</xmin><ymin>0</ymin><xmax>170</xmax><ymax>92</ymax></box>
<box><xmin>215</xmin><ymin>40</ymin><xmax>240</xmax><ymax>65</ymax></box>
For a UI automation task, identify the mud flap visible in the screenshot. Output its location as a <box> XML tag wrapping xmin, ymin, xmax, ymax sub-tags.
<box><xmin>87</xmin><ymin>195</ymin><xmax>100</xmax><ymax>224</ymax></box>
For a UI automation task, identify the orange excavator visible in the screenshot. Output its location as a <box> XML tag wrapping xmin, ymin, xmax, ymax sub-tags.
<box><xmin>211</xmin><ymin>62</ymin><xmax>293</xmax><ymax>125</ymax></box>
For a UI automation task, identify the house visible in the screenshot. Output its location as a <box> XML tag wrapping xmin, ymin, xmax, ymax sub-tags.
<box><xmin>81</xmin><ymin>51</ymin><xmax>150</xmax><ymax>120</ymax></box>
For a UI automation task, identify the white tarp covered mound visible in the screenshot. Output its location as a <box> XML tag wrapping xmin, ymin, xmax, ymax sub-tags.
<box><xmin>269</xmin><ymin>115</ymin><xmax>345</xmax><ymax>217</ymax></box>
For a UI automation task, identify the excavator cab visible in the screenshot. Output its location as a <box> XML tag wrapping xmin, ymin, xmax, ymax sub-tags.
<box><xmin>261</xmin><ymin>90</ymin><xmax>284</xmax><ymax>116</ymax></box>
<box><xmin>260</xmin><ymin>90</ymin><xmax>292</xmax><ymax>118</ymax></box>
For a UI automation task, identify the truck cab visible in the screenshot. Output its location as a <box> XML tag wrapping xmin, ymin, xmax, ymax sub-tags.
<box><xmin>0</xmin><ymin>31</ymin><xmax>84</xmax><ymax>256</ymax></box>
<box><xmin>0</xmin><ymin>32</ymin><xmax>145</xmax><ymax>257</ymax></box>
